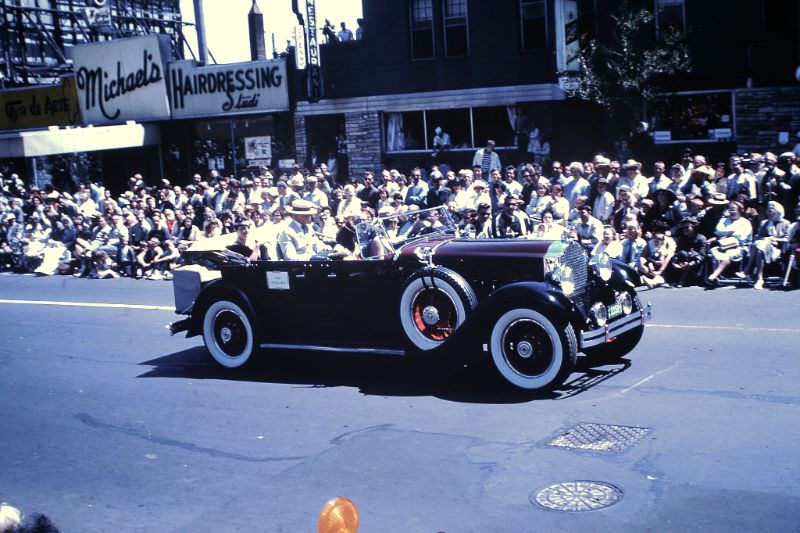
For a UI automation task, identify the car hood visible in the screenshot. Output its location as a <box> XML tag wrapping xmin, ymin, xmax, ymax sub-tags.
<box><xmin>398</xmin><ymin>237</ymin><xmax>566</xmax><ymax>262</ymax></box>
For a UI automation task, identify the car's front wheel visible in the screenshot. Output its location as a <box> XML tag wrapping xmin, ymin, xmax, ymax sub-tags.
<box><xmin>202</xmin><ymin>299</ymin><xmax>256</xmax><ymax>368</ymax></box>
<box><xmin>489</xmin><ymin>308</ymin><xmax>577</xmax><ymax>391</ymax></box>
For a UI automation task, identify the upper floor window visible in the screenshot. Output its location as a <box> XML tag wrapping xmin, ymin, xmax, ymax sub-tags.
<box><xmin>521</xmin><ymin>0</ymin><xmax>548</xmax><ymax>50</ymax></box>
<box><xmin>410</xmin><ymin>0</ymin><xmax>435</xmax><ymax>60</ymax></box>
<box><xmin>443</xmin><ymin>0</ymin><xmax>469</xmax><ymax>57</ymax></box>
<box><xmin>655</xmin><ymin>0</ymin><xmax>686</xmax><ymax>39</ymax></box>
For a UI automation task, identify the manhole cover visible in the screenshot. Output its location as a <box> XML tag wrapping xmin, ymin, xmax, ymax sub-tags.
<box><xmin>531</xmin><ymin>481</ymin><xmax>623</xmax><ymax>512</ymax></box>
<box><xmin>547</xmin><ymin>422</ymin><xmax>650</xmax><ymax>453</ymax></box>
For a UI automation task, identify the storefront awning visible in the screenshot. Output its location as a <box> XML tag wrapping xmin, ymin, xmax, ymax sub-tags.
<box><xmin>0</xmin><ymin>122</ymin><xmax>160</xmax><ymax>158</ymax></box>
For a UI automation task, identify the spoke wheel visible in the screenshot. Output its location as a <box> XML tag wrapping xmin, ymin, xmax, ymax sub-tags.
<box><xmin>411</xmin><ymin>287</ymin><xmax>457</xmax><ymax>342</ymax></box>
<box><xmin>400</xmin><ymin>267</ymin><xmax>477</xmax><ymax>351</ymax></box>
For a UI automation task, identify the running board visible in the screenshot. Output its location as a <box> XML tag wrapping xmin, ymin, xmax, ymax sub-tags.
<box><xmin>260</xmin><ymin>343</ymin><xmax>406</xmax><ymax>357</ymax></box>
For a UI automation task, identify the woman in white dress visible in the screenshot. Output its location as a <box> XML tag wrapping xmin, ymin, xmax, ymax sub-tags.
<box><xmin>707</xmin><ymin>201</ymin><xmax>753</xmax><ymax>285</ymax></box>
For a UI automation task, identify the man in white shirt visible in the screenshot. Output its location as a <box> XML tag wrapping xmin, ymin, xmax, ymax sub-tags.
<box><xmin>573</xmin><ymin>205</ymin><xmax>604</xmax><ymax>249</ymax></box>
<box><xmin>337</xmin><ymin>22</ymin><xmax>353</xmax><ymax>42</ymax></box>
<box><xmin>278</xmin><ymin>200</ymin><xmax>330</xmax><ymax>260</ymax></box>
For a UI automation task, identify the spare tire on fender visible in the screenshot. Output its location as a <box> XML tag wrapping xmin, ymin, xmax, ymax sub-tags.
<box><xmin>399</xmin><ymin>267</ymin><xmax>478</xmax><ymax>351</ymax></box>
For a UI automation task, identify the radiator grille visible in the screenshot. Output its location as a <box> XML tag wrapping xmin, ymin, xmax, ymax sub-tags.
<box><xmin>562</xmin><ymin>241</ymin><xmax>589</xmax><ymax>315</ymax></box>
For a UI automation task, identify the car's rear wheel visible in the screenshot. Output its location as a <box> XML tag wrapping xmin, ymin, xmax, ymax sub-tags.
<box><xmin>202</xmin><ymin>299</ymin><xmax>256</xmax><ymax>368</ymax></box>
<box><xmin>489</xmin><ymin>308</ymin><xmax>577</xmax><ymax>391</ymax></box>
<box><xmin>399</xmin><ymin>267</ymin><xmax>477</xmax><ymax>351</ymax></box>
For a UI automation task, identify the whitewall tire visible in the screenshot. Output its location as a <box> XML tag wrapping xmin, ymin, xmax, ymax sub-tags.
<box><xmin>489</xmin><ymin>308</ymin><xmax>576</xmax><ymax>390</ymax></box>
<box><xmin>399</xmin><ymin>268</ymin><xmax>477</xmax><ymax>351</ymax></box>
<box><xmin>202</xmin><ymin>299</ymin><xmax>256</xmax><ymax>368</ymax></box>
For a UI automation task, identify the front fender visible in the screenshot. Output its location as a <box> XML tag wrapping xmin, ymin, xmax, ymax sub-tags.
<box><xmin>186</xmin><ymin>280</ymin><xmax>256</xmax><ymax>338</ymax></box>
<box><xmin>477</xmin><ymin>281</ymin><xmax>583</xmax><ymax>330</ymax></box>
<box><xmin>610</xmin><ymin>258</ymin><xmax>642</xmax><ymax>288</ymax></box>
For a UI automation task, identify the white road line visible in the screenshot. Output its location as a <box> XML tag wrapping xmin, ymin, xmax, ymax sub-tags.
<box><xmin>620</xmin><ymin>361</ymin><xmax>681</xmax><ymax>395</ymax></box>
<box><xmin>647</xmin><ymin>324</ymin><xmax>800</xmax><ymax>333</ymax></box>
<box><xmin>0</xmin><ymin>299</ymin><xmax>173</xmax><ymax>311</ymax></box>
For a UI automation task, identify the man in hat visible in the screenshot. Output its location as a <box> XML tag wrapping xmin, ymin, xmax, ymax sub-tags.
<box><xmin>470</xmin><ymin>180</ymin><xmax>490</xmax><ymax>210</ymax></box>
<box><xmin>670</xmin><ymin>217</ymin><xmax>707</xmax><ymax>287</ymax></box>
<box><xmin>619</xmin><ymin>160</ymin><xmax>649</xmax><ymax>200</ymax></box>
<box><xmin>278</xmin><ymin>199</ymin><xmax>330</xmax><ymax>260</ymax></box>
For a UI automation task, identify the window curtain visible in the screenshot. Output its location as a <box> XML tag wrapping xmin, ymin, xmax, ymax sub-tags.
<box><xmin>386</xmin><ymin>113</ymin><xmax>404</xmax><ymax>151</ymax></box>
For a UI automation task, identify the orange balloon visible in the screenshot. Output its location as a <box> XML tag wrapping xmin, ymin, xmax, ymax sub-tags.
<box><xmin>318</xmin><ymin>497</ymin><xmax>359</xmax><ymax>533</ymax></box>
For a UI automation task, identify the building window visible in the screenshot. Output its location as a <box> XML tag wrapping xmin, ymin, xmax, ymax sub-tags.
<box><xmin>410</xmin><ymin>0</ymin><xmax>435</xmax><ymax>60</ymax></box>
<box><xmin>443</xmin><ymin>0</ymin><xmax>469</xmax><ymax>57</ymax></box>
<box><xmin>427</xmin><ymin>108</ymin><xmax>471</xmax><ymax>148</ymax></box>
<box><xmin>655</xmin><ymin>0</ymin><xmax>686</xmax><ymax>39</ymax></box>
<box><xmin>521</xmin><ymin>0</ymin><xmax>548</xmax><ymax>50</ymax></box>
<box><xmin>472</xmin><ymin>107</ymin><xmax>517</xmax><ymax>148</ymax></box>
<box><xmin>648</xmin><ymin>91</ymin><xmax>734</xmax><ymax>143</ymax></box>
<box><xmin>385</xmin><ymin>111</ymin><xmax>426</xmax><ymax>151</ymax></box>
<box><xmin>384</xmin><ymin>107</ymin><xmax>518</xmax><ymax>153</ymax></box>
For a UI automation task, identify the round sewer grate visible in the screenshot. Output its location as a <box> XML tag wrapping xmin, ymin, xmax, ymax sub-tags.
<box><xmin>530</xmin><ymin>481</ymin><xmax>623</xmax><ymax>512</ymax></box>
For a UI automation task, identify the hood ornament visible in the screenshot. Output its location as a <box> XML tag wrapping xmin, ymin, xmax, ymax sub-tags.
<box><xmin>414</xmin><ymin>246</ymin><xmax>434</xmax><ymax>266</ymax></box>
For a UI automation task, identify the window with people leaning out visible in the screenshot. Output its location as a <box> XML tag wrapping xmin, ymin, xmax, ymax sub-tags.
<box><xmin>384</xmin><ymin>106</ymin><xmax>516</xmax><ymax>153</ymax></box>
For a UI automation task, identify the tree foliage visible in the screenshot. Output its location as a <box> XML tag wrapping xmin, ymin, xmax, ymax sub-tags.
<box><xmin>564</xmin><ymin>3</ymin><xmax>692</xmax><ymax>128</ymax></box>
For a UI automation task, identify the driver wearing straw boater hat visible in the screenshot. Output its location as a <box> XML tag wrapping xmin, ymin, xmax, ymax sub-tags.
<box><xmin>278</xmin><ymin>199</ymin><xmax>331</xmax><ymax>260</ymax></box>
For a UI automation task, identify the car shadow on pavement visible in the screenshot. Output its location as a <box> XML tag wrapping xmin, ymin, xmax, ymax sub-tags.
<box><xmin>138</xmin><ymin>347</ymin><xmax>631</xmax><ymax>404</ymax></box>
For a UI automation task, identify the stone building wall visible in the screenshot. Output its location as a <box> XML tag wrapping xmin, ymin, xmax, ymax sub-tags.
<box><xmin>293</xmin><ymin>114</ymin><xmax>307</xmax><ymax>168</ymax></box>
<box><xmin>735</xmin><ymin>87</ymin><xmax>800</xmax><ymax>154</ymax></box>
<box><xmin>343</xmin><ymin>111</ymin><xmax>382</xmax><ymax>178</ymax></box>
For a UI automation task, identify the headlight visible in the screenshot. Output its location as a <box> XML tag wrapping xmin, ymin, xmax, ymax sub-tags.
<box><xmin>552</xmin><ymin>265</ymin><xmax>575</xmax><ymax>295</ymax></box>
<box><xmin>620</xmin><ymin>292</ymin><xmax>633</xmax><ymax>314</ymax></box>
<box><xmin>590</xmin><ymin>302</ymin><xmax>608</xmax><ymax>326</ymax></box>
<box><xmin>590</xmin><ymin>253</ymin><xmax>613</xmax><ymax>282</ymax></box>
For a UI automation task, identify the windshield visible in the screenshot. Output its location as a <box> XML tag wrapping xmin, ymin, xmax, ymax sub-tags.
<box><xmin>355</xmin><ymin>205</ymin><xmax>458</xmax><ymax>259</ymax></box>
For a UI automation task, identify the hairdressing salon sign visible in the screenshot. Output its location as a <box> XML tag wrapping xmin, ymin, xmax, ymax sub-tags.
<box><xmin>69</xmin><ymin>34</ymin><xmax>172</xmax><ymax>125</ymax></box>
<box><xmin>168</xmin><ymin>59</ymin><xmax>289</xmax><ymax>119</ymax></box>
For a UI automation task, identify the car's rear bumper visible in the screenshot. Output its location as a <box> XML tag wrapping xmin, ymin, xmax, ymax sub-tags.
<box><xmin>579</xmin><ymin>301</ymin><xmax>652</xmax><ymax>349</ymax></box>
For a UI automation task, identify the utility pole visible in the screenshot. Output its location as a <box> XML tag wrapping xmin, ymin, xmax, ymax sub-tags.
<box><xmin>193</xmin><ymin>0</ymin><xmax>209</xmax><ymax>64</ymax></box>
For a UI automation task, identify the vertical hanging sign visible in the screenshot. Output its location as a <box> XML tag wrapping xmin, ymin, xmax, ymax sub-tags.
<box><xmin>293</xmin><ymin>25</ymin><xmax>307</xmax><ymax>70</ymax></box>
<box><xmin>305</xmin><ymin>0</ymin><xmax>322</xmax><ymax>103</ymax></box>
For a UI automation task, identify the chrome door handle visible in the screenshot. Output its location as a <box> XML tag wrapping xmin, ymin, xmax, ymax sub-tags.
<box><xmin>327</xmin><ymin>272</ymin><xmax>337</xmax><ymax>278</ymax></box>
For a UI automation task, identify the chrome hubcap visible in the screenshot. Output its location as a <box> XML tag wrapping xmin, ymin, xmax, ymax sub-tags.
<box><xmin>422</xmin><ymin>306</ymin><xmax>440</xmax><ymax>326</ymax></box>
<box><xmin>517</xmin><ymin>340</ymin><xmax>533</xmax><ymax>358</ymax></box>
<box><xmin>220</xmin><ymin>327</ymin><xmax>232</xmax><ymax>344</ymax></box>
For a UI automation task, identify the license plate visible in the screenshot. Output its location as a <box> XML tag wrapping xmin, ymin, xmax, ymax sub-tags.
<box><xmin>607</xmin><ymin>302</ymin><xmax>622</xmax><ymax>319</ymax></box>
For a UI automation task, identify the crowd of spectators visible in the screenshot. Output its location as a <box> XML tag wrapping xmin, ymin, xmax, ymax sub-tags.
<box><xmin>1</xmin><ymin>144</ymin><xmax>799</xmax><ymax>289</ymax></box>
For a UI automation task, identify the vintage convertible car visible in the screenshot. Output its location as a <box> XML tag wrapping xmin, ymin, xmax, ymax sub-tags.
<box><xmin>168</xmin><ymin>207</ymin><xmax>651</xmax><ymax>391</ymax></box>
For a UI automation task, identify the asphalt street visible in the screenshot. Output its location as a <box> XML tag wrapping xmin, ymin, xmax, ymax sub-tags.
<box><xmin>0</xmin><ymin>273</ymin><xmax>798</xmax><ymax>532</ymax></box>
